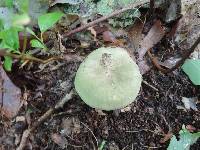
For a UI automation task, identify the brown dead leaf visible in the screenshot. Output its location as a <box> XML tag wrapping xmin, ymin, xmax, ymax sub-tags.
<box><xmin>174</xmin><ymin>0</ymin><xmax>200</xmax><ymax>50</ymax></box>
<box><xmin>102</xmin><ymin>31</ymin><xmax>124</xmax><ymax>46</ymax></box>
<box><xmin>165</xmin><ymin>0</ymin><xmax>181</xmax><ymax>23</ymax></box>
<box><xmin>103</xmin><ymin>31</ymin><xmax>117</xmax><ymax>43</ymax></box>
<box><xmin>128</xmin><ymin>20</ymin><xmax>144</xmax><ymax>51</ymax></box>
<box><xmin>159</xmin><ymin>56</ymin><xmax>181</xmax><ymax>69</ymax></box>
<box><xmin>93</xmin><ymin>25</ymin><xmax>108</xmax><ymax>35</ymax></box>
<box><xmin>160</xmin><ymin>132</ymin><xmax>173</xmax><ymax>143</ymax></box>
<box><xmin>138</xmin><ymin>20</ymin><xmax>165</xmax><ymax>60</ymax></box>
<box><xmin>0</xmin><ymin>64</ymin><xmax>21</xmax><ymax>119</ymax></box>
<box><xmin>61</xmin><ymin>117</ymin><xmax>81</xmax><ymax>136</ymax></box>
<box><xmin>186</xmin><ymin>125</ymin><xmax>196</xmax><ymax>132</ymax></box>
<box><xmin>51</xmin><ymin>133</ymin><xmax>68</xmax><ymax>149</ymax></box>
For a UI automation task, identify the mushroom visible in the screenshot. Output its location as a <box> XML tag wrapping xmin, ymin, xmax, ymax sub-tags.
<box><xmin>74</xmin><ymin>47</ymin><xmax>142</xmax><ymax>111</ymax></box>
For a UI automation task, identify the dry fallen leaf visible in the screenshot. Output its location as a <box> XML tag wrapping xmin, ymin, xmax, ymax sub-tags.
<box><xmin>138</xmin><ymin>20</ymin><xmax>165</xmax><ymax>60</ymax></box>
<box><xmin>160</xmin><ymin>132</ymin><xmax>173</xmax><ymax>143</ymax></box>
<box><xmin>61</xmin><ymin>117</ymin><xmax>81</xmax><ymax>136</ymax></box>
<box><xmin>165</xmin><ymin>0</ymin><xmax>181</xmax><ymax>23</ymax></box>
<box><xmin>128</xmin><ymin>20</ymin><xmax>144</xmax><ymax>51</ymax></box>
<box><xmin>0</xmin><ymin>64</ymin><xmax>22</xmax><ymax>119</ymax></box>
<box><xmin>186</xmin><ymin>125</ymin><xmax>196</xmax><ymax>132</ymax></box>
<box><xmin>51</xmin><ymin>133</ymin><xmax>68</xmax><ymax>149</ymax></box>
<box><xmin>102</xmin><ymin>31</ymin><xmax>124</xmax><ymax>46</ymax></box>
<box><xmin>102</xmin><ymin>31</ymin><xmax>117</xmax><ymax>43</ymax></box>
<box><xmin>174</xmin><ymin>0</ymin><xmax>200</xmax><ymax>50</ymax></box>
<box><xmin>182</xmin><ymin>97</ymin><xmax>198</xmax><ymax>111</ymax></box>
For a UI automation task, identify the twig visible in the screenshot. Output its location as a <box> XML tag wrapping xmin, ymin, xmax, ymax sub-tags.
<box><xmin>80</xmin><ymin>122</ymin><xmax>98</xmax><ymax>147</ymax></box>
<box><xmin>17</xmin><ymin>90</ymin><xmax>74</xmax><ymax>150</ymax></box>
<box><xmin>0</xmin><ymin>49</ymin><xmax>62</xmax><ymax>63</ymax></box>
<box><xmin>126</xmin><ymin>129</ymin><xmax>164</xmax><ymax>136</ymax></box>
<box><xmin>2</xmin><ymin>50</ymin><xmax>61</xmax><ymax>63</ymax></box>
<box><xmin>63</xmin><ymin>0</ymin><xmax>149</xmax><ymax>37</ymax></box>
<box><xmin>0</xmin><ymin>49</ymin><xmax>83</xmax><ymax>64</ymax></box>
<box><xmin>148</xmin><ymin>36</ymin><xmax>200</xmax><ymax>73</ymax></box>
<box><xmin>142</xmin><ymin>80</ymin><xmax>159</xmax><ymax>91</ymax></box>
<box><xmin>142</xmin><ymin>145</ymin><xmax>162</xmax><ymax>149</ymax></box>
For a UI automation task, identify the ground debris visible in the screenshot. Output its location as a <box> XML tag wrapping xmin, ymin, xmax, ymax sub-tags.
<box><xmin>0</xmin><ymin>64</ymin><xmax>22</xmax><ymax>119</ymax></box>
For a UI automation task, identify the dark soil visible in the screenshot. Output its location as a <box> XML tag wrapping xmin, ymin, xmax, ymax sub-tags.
<box><xmin>2</xmin><ymin>54</ymin><xmax>199</xmax><ymax>150</ymax></box>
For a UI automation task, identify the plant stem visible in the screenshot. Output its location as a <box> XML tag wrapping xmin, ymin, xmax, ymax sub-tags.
<box><xmin>0</xmin><ymin>49</ymin><xmax>62</xmax><ymax>63</ymax></box>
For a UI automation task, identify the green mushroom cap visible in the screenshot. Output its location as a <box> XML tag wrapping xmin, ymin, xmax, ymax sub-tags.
<box><xmin>74</xmin><ymin>47</ymin><xmax>142</xmax><ymax>110</ymax></box>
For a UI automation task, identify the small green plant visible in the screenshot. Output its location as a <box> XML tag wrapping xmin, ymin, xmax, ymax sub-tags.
<box><xmin>168</xmin><ymin>125</ymin><xmax>200</xmax><ymax>150</ymax></box>
<box><xmin>98</xmin><ymin>140</ymin><xmax>106</xmax><ymax>150</ymax></box>
<box><xmin>27</xmin><ymin>11</ymin><xmax>64</xmax><ymax>50</ymax></box>
<box><xmin>0</xmin><ymin>0</ymin><xmax>64</xmax><ymax>71</ymax></box>
<box><xmin>0</xmin><ymin>0</ymin><xmax>30</xmax><ymax>71</ymax></box>
<box><xmin>74</xmin><ymin>47</ymin><xmax>142</xmax><ymax>110</ymax></box>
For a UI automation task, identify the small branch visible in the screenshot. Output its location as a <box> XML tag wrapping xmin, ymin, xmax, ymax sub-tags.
<box><xmin>0</xmin><ymin>49</ymin><xmax>83</xmax><ymax>64</ymax></box>
<box><xmin>142</xmin><ymin>80</ymin><xmax>159</xmax><ymax>91</ymax></box>
<box><xmin>0</xmin><ymin>49</ymin><xmax>62</xmax><ymax>63</ymax></box>
<box><xmin>148</xmin><ymin>36</ymin><xmax>200</xmax><ymax>73</ymax></box>
<box><xmin>63</xmin><ymin>0</ymin><xmax>149</xmax><ymax>37</ymax></box>
<box><xmin>80</xmin><ymin>122</ymin><xmax>98</xmax><ymax>147</ymax></box>
<box><xmin>17</xmin><ymin>91</ymin><xmax>74</xmax><ymax>150</ymax></box>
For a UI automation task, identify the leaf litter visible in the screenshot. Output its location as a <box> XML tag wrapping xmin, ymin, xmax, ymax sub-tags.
<box><xmin>1</xmin><ymin>0</ymin><xmax>200</xmax><ymax>150</ymax></box>
<box><xmin>0</xmin><ymin>63</ymin><xmax>21</xmax><ymax>119</ymax></box>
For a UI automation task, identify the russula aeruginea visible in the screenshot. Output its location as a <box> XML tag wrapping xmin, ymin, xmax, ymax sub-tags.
<box><xmin>74</xmin><ymin>47</ymin><xmax>142</xmax><ymax>110</ymax></box>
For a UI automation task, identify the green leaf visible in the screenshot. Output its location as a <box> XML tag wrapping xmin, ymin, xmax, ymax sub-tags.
<box><xmin>97</xmin><ymin>0</ymin><xmax>114</xmax><ymax>16</ymax></box>
<box><xmin>26</xmin><ymin>27</ymin><xmax>41</xmax><ymax>41</ymax></box>
<box><xmin>14</xmin><ymin>0</ymin><xmax>29</xmax><ymax>13</ymax></box>
<box><xmin>38</xmin><ymin>12</ymin><xmax>64</xmax><ymax>32</ymax></box>
<box><xmin>96</xmin><ymin>0</ymin><xmax>141</xmax><ymax>27</ymax></box>
<box><xmin>30</xmin><ymin>39</ymin><xmax>45</xmax><ymax>49</ymax></box>
<box><xmin>0</xmin><ymin>0</ymin><xmax>13</xmax><ymax>7</ymax></box>
<box><xmin>5</xmin><ymin>0</ymin><xmax>13</xmax><ymax>7</ymax></box>
<box><xmin>0</xmin><ymin>27</ymin><xmax>20</xmax><ymax>51</ymax></box>
<box><xmin>182</xmin><ymin>59</ymin><xmax>200</xmax><ymax>85</ymax></box>
<box><xmin>26</xmin><ymin>27</ymin><xmax>36</xmax><ymax>36</ymax></box>
<box><xmin>63</xmin><ymin>0</ymin><xmax>95</xmax><ymax>18</ymax></box>
<box><xmin>168</xmin><ymin>126</ymin><xmax>200</xmax><ymax>150</ymax></box>
<box><xmin>98</xmin><ymin>140</ymin><xmax>106</xmax><ymax>150</ymax></box>
<box><xmin>4</xmin><ymin>56</ymin><xmax>12</xmax><ymax>71</ymax></box>
<box><xmin>0</xmin><ymin>19</ymin><xmax>4</xmax><ymax>31</ymax></box>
